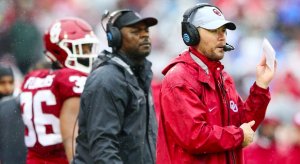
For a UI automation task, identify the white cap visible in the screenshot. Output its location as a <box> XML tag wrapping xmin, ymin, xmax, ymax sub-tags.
<box><xmin>189</xmin><ymin>6</ymin><xmax>236</xmax><ymax>30</ymax></box>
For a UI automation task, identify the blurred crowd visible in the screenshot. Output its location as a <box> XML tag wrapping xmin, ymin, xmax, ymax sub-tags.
<box><xmin>1</xmin><ymin>0</ymin><xmax>300</xmax><ymax>162</ymax></box>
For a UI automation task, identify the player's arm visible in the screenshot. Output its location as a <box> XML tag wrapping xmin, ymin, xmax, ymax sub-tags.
<box><xmin>60</xmin><ymin>97</ymin><xmax>80</xmax><ymax>163</ymax></box>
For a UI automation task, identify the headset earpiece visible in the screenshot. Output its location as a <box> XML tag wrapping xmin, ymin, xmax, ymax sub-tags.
<box><xmin>106</xmin><ymin>25</ymin><xmax>122</xmax><ymax>49</ymax></box>
<box><xmin>106</xmin><ymin>9</ymin><xmax>131</xmax><ymax>50</ymax></box>
<box><xmin>181</xmin><ymin>21</ymin><xmax>200</xmax><ymax>46</ymax></box>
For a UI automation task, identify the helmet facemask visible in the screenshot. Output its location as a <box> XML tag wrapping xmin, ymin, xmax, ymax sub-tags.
<box><xmin>59</xmin><ymin>35</ymin><xmax>99</xmax><ymax>74</ymax></box>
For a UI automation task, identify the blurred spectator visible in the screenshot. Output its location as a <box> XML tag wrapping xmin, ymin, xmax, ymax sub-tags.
<box><xmin>8</xmin><ymin>0</ymin><xmax>43</xmax><ymax>74</ymax></box>
<box><xmin>0</xmin><ymin>64</ymin><xmax>14</xmax><ymax>100</ymax></box>
<box><xmin>284</xmin><ymin>112</ymin><xmax>300</xmax><ymax>163</ymax></box>
<box><xmin>117</xmin><ymin>0</ymin><xmax>151</xmax><ymax>12</ymax></box>
<box><xmin>244</xmin><ymin>117</ymin><xmax>283</xmax><ymax>164</ymax></box>
<box><xmin>0</xmin><ymin>96</ymin><xmax>27</xmax><ymax>164</ymax></box>
<box><xmin>0</xmin><ymin>64</ymin><xmax>26</xmax><ymax>164</ymax></box>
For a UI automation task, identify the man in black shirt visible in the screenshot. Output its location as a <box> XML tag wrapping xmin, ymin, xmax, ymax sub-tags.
<box><xmin>74</xmin><ymin>9</ymin><xmax>158</xmax><ymax>164</ymax></box>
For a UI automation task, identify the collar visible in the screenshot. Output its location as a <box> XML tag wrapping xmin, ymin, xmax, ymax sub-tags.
<box><xmin>189</xmin><ymin>47</ymin><xmax>224</xmax><ymax>75</ymax></box>
<box><xmin>116</xmin><ymin>51</ymin><xmax>145</xmax><ymax>67</ymax></box>
<box><xmin>115</xmin><ymin>51</ymin><xmax>152</xmax><ymax>77</ymax></box>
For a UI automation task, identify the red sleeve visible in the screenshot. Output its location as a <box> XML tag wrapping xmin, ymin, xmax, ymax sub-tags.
<box><xmin>160</xmin><ymin>84</ymin><xmax>243</xmax><ymax>154</ymax></box>
<box><xmin>239</xmin><ymin>82</ymin><xmax>271</xmax><ymax>131</ymax></box>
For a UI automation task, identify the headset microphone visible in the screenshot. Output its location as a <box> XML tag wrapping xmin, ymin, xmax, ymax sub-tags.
<box><xmin>223</xmin><ymin>43</ymin><xmax>235</xmax><ymax>52</ymax></box>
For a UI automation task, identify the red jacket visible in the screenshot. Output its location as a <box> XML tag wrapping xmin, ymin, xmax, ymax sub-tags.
<box><xmin>157</xmin><ymin>47</ymin><xmax>271</xmax><ymax>164</ymax></box>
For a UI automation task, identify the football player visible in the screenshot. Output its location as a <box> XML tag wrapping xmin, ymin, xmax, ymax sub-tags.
<box><xmin>20</xmin><ymin>17</ymin><xmax>99</xmax><ymax>163</ymax></box>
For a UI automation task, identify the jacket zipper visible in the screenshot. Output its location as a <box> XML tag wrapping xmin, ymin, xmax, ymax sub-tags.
<box><xmin>219</xmin><ymin>72</ymin><xmax>236</xmax><ymax>164</ymax></box>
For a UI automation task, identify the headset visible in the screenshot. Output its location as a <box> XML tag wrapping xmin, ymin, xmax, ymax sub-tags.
<box><xmin>102</xmin><ymin>9</ymin><xmax>132</xmax><ymax>51</ymax></box>
<box><xmin>181</xmin><ymin>3</ymin><xmax>223</xmax><ymax>46</ymax></box>
<box><xmin>182</xmin><ymin>3</ymin><xmax>235</xmax><ymax>51</ymax></box>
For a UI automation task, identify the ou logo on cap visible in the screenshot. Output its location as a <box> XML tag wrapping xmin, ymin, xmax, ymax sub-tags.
<box><xmin>213</xmin><ymin>8</ymin><xmax>222</xmax><ymax>16</ymax></box>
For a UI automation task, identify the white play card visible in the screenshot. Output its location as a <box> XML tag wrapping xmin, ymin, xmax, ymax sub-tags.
<box><xmin>262</xmin><ymin>38</ymin><xmax>276</xmax><ymax>71</ymax></box>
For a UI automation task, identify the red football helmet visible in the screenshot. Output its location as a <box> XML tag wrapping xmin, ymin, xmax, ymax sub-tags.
<box><xmin>44</xmin><ymin>17</ymin><xmax>99</xmax><ymax>73</ymax></box>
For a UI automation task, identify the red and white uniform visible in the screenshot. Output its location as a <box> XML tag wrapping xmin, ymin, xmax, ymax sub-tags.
<box><xmin>20</xmin><ymin>68</ymin><xmax>87</xmax><ymax>164</ymax></box>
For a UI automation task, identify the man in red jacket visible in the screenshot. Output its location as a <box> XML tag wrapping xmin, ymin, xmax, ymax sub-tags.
<box><xmin>157</xmin><ymin>3</ymin><xmax>276</xmax><ymax>164</ymax></box>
